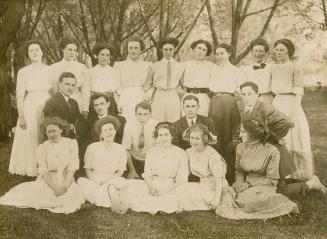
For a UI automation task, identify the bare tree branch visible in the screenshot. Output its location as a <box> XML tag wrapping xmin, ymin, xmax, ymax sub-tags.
<box><xmin>137</xmin><ymin>0</ymin><xmax>158</xmax><ymax>45</ymax></box>
<box><xmin>244</xmin><ymin>0</ymin><xmax>294</xmax><ymax>17</ymax></box>
<box><xmin>206</xmin><ymin>0</ymin><xmax>218</xmax><ymax>48</ymax></box>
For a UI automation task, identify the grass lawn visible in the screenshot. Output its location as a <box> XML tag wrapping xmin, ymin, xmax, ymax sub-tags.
<box><xmin>0</xmin><ymin>88</ymin><xmax>327</xmax><ymax>239</ymax></box>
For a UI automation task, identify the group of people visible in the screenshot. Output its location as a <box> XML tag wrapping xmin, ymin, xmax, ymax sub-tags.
<box><xmin>0</xmin><ymin>36</ymin><xmax>325</xmax><ymax>219</ymax></box>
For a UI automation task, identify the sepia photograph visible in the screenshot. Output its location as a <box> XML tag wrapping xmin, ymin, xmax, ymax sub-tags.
<box><xmin>0</xmin><ymin>0</ymin><xmax>326</xmax><ymax>238</ymax></box>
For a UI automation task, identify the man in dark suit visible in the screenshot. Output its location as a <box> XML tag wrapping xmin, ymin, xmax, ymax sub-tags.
<box><xmin>174</xmin><ymin>95</ymin><xmax>217</xmax><ymax>150</ymax></box>
<box><xmin>43</xmin><ymin>72</ymin><xmax>88</xmax><ymax>158</ymax></box>
<box><xmin>88</xmin><ymin>92</ymin><xmax>126</xmax><ymax>144</ymax></box>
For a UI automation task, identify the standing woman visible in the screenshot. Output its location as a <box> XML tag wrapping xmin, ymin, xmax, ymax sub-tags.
<box><xmin>9</xmin><ymin>40</ymin><xmax>52</xmax><ymax>176</ymax></box>
<box><xmin>181</xmin><ymin>40</ymin><xmax>214</xmax><ymax>116</ymax></box>
<box><xmin>50</xmin><ymin>37</ymin><xmax>90</xmax><ymax>119</ymax></box>
<box><xmin>271</xmin><ymin>39</ymin><xmax>314</xmax><ymax>180</ymax></box>
<box><xmin>89</xmin><ymin>43</ymin><xmax>121</xmax><ymax>115</ymax></box>
<box><xmin>114</xmin><ymin>38</ymin><xmax>151</xmax><ymax>122</ymax></box>
<box><xmin>208</xmin><ymin>44</ymin><xmax>243</xmax><ymax>151</ymax></box>
<box><xmin>144</xmin><ymin>38</ymin><xmax>183</xmax><ymax>122</ymax></box>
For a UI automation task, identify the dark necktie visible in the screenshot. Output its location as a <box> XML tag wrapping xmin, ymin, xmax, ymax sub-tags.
<box><xmin>67</xmin><ymin>98</ymin><xmax>74</xmax><ymax>111</ymax></box>
<box><xmin>253</xmin><ymin>63</ymin><xmax>266</xmax><ymax>70</ymax></box>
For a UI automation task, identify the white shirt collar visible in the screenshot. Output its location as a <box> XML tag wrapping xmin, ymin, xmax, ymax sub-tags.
<box><xmin>244</xmin><ymin>104</ymin><xmax>255</xmax><ymax>113</ymax></box>
<box><xmin>59</xmin><ymin>91</ymin><xmax>70</xmax><ymax>102</ymax></box>
<box><xmin>162</xmin><ymin>58</ymin><xmax>175</xmax><ymax>63</ymax></box>
<box><xmin>186</xmin><ymin>116</ymin><xmax>197</xmax><ymax>126</ymax></box>
<box><xmin>98</xmin><ymin>112</ymin><xmax>109</xmax><ymax>119</ymax></box>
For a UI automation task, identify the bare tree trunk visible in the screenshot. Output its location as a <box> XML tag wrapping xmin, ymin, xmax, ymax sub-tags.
<box><xmin>0</xmin><ymin>0</ymin><xmax>26</xmax><ymax>141</ymax></box>
<box><xmin>322</xmin><ymin>0</ymin><xmax>327</xmax><ymax>30</ymax></box>
<box><xmin>206</xmin><ymin>0</ymin><xmax>218</xmax><ymax>49</ymax></box>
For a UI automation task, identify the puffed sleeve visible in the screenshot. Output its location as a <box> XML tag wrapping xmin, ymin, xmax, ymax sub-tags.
<box><xmin>292</xmin><ymin>65</ymin><xmax>304</xmax><ymax>95</ymax></box>
<box><xmin>118</xmin><ymin>146</ymin><xmax>127</xmax><ymax>172</ymax></box>
<box><xmin>208</xmin><ymin>151</ymin><xmax>226</xmax><ymax>179</ymax></box>
<box><xmin>16</xmin><ymin>69</ymin><xmax>26</xmax><ymax>97</ymax></box>
<box><xmin>67</xmin><ymin>139</ymin><xmax>79</xmax><ymax>171</ymax></box>
<box><xmin>84</xmin><ymin>144</ymin><xmax>94</xmax><ymax>169</ymax></box>
<box><xmin>81</xmin><ymin>64</ymin><xmax>91</xmax><ymax>112</ymax></box>
<box><xmin>175</xmin><ymin>149</ymin><xmax>189</xmax><ymax>184</ymax></box>
<box><xmin>235</xmin><ymin>144</ymin><xmax>246</xmax><ymax>184</ymax></box>
<box><xmin>265</xmin><ymin>147</ymin><xmax>280</xmax><ymax>186</ymax></box>
<box><xmin>122</xmin><ymin>124</ymin><xmax>133</xmax><ymax>150</ymax></box>
<box><xmin>142</xmin><ymin>149</ymin><xmax>154</xmax><ymax>179</ymax></box>
<box><xmin>37</xmin><ymin>142</ymin><xmax>48</xmax><ymax>175</ymax></box>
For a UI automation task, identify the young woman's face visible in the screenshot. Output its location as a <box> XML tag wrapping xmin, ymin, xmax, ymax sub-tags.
<box><xmin>46</xmin><ymin>124</ymin><xmax>63</xmax><ymax>141</ymax></box>
<box><xmin>189</xmin><ymin>131</ymin><xmax>204</xmax><ymax>151</ymax></box>
<box><xmin>101</xmin><ymin>123</ymin><xmax>116</xmax><ymax>142</ymax></box>
<box><xmin>127</xmin><ymin>41</ymin><xmax>141</xmax><ymax>60</ymax></box>
<box><xmin>240</xmin><ymin>125</ymin><xmax>251</xmax><ymax>143</ymax></box>
<box><xmin>156</xmin><ymin>128</ymin><xmax>172</xmax><ymax>146</ymax></box>
<box><xmin>162</xmin><ymin>43</ymin><xmax>175</xmax><ymax>60</ymax></box>
<box><xmin>215</xmin><ymin>47</ymin><xmax>230</xmax><ymax>63</ymax></box>
<box><xmin>274</xmin><ymin>43</ymin><xmax>289</xmax><ymax>62</ymax></box>
<box><xmin>98</xmin><ymin>48</ymin><xmax>111</xmax><ymax>66</ymax></box>
<box><xmin>193</xmin><ymin>43</ymin><xmax>207</xmax><ymax>60</ymax></box>
<box><xmin>28</xmin><ymin>44</ymin><xmax>43</xmax><ymax>63</ymax></box>
<box><xmin>251</xmin><ymin>45</ymin><xmax>266</xmax><ymax>63</ymax></box>
<box><xmin>63</xmin><ymin>44</ymin><xmax>78</xmax><ymax>61</ymax></box>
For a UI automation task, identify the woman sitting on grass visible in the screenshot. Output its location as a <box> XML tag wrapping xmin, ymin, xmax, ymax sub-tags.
<box><xmin>77</xmin><ymin>116</ymin><xmax>127</xmax><ymax>207</ymax></box>
<box><xmin>178</xmin><ymin>124</ymin><xmax>229</xmax><ymax>211</ymax></box>
<box><xmin>215</xmin><ymin>120</ymin><xmax>299</xmax><ymax>219</ymax></box>
<box><xmin>0</xmin><ymin>117</ymin><xmax>85</xmax><ymax>214</ymax></box>
<box><xmin>108</xmin><ymin>122</ymin><xmax>189</xmax><ymax>214</ymax></box>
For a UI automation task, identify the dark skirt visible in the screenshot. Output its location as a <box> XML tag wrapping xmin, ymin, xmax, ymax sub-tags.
<box><xmin>208</xmin><ymin>94</ymin><xmax>240</xmax><ymax>150</ymax></box>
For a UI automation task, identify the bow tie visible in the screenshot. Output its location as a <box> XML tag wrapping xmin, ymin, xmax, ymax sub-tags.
<box><xmin>253</xmin><ymin>63</ymin><xmax>266</xmax><ymax>70</ymax></box>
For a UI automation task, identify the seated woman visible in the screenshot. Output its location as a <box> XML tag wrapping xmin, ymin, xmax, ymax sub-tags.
<box><xmin>77</xmin><ymin>116</ymin><xmax>127</xmax><ymax>207</ymax></box>
<box><xmin>108</xmin><ymin>122</ymin><xmax>189</xmax><ymax>214</ymax></box>
<box><xmin>179</xmin><ymin>124</ymin><xmax>229</xmax><ymax>211</ymax></box>
<box><xmin>0</xmin><ymin>117</ymin><xmax>84</xmax><ymax>214</ymax></box>
<box><xmin>215</xmin><ymin>120</ymin><xmax>299</xmax><ymax>219</ymax></box>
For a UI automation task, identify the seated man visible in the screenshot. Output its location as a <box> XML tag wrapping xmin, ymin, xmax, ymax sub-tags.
<box><xmin>122</xmin><ymin>101</ymin><xmax>158</xmax><ymax>179</ymax></box>
<box><xmin>44</xmin><ymin>72</ymin><xmax>87</xmax><ymax>141</ymax></box>
<box><xmin>225</xmin><ymin>82</ymin><xmax>325</xmax><ymax>205</ymax></box>
<box><xmin>43</xmin><ymin>72</ymin><xmax>88</xmax><ymax>164</ymax></box>
<box><xmin>174</xmin><ymin>95</ymin><xmax>217</xmax><ymax>150</ymax></box>
<box><xmin>88</xmin><ymin>92</ymin><xmax>126</xmax><ymax>144</ymax></box>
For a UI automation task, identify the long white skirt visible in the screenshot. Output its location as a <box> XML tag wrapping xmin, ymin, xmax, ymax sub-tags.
<box><xmin>181</xmin><ymin>92</ymin><xmax>210</xmax><ymax>116</ymax></box>
<box><xmin>119</xmin><ymin>87</ymin><xmax>144</xmax><ymax>122</ymax></box>
<box><xmin>77</xmin><ymin>177</ymin><xmax>111</xmax><ymax>207</ymax></box>
<box><xmin>110</xmin><ymin>178</ymin><xmax>180</xmax><ymax>214</ymax></box>
<box><xmin>273</xmin><ymin>94</ymin><xmax>314</xmax><ymax>180</ymax></box>
<box><xmin>177</xmin><ymin>177</ymin><xmax>216</xmax><ymax>211</ymax></box>
<box><xmin>0</xmin><ymin>176</ymin><xmax>85</xmax><ymax>214</ymax></box>
<box><xmin>9</xmin><ymin>92</ymin><xmax>50</xmax><ymax>176</ymax></box>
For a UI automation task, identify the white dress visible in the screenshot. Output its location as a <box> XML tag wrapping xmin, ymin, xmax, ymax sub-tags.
<box><xmin>109</xmin><ymin>145</ymin><xmax>189</xmax><ymax>214</ymax></box>
<box><xmin>77</xmin><ymin>142</ymin><xmax>127</xmax><ymax>207</ymax></box>
<box><xmin>179</xmin><ymin>146</ymin><xmax>227</xmax><ymax>211</ymax></box>
<box><xmin>1</xmin><ymin>138</ymin><xmax>85</xmax><ymax>214</ymax></box>
<box><xmin>114</xmin><ymin>58</ymin><xmax>151</xmax><ymax>122</ymax></box>
<box><xmin>9</xmin><ymin>64</ymin><xmax>51</xmax><ymax>176</ymax></box>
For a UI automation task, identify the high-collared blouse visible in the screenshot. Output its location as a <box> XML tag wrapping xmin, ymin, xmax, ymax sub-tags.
<box><xmin>209</xmin><ymin>63</ymin><xmax>244</xmax><ymax>93</ymax></box>
<box><xmin>89</xmin><ymin>64</ymin><xmax>119</xmax><ymax>93</ymax></box>
<box><xmin>182</xmin><ymin>60</ymin><xmax>215</xmax><ymax>88</ymax></box>
<box><xmin>241</xmin><ymin>62</ymin><xmax>272</xmax><ymax>94</ymax></box>
<box><xmin>114</xmin><ymin>58</ymin><xmax>151</xmax><ymax>90</ymax></box>
<box><xmin>271</xmin><ymin>62</ymin><xmax>304</xmax><ymax>96</ymax></box>
<box><xmin>144</xmin><ymin>58</ymin><xmax>183</xmax><ymax>90</ymax></box>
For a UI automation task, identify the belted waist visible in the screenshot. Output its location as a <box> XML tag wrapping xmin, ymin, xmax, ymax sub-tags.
<box><xmin>156</xmin><ymin>87</ymin><xmax>177</xmax><ymax>91</ymax></box>
<box><xmin>211</xmin><ymin>92</ymin><xmax>234</xmax><ymax>97</ymax></box>
<box><xmin>185</xmin><ymin>87</ymin><xmax>210</xmax><ymax>94</ymax></box>
<box><xmin>259</xmin><ymin>92</ymin><xmax>273</xmax><ymax>96</ymax></box>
